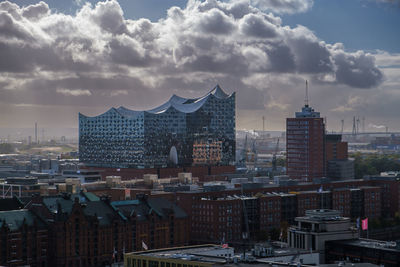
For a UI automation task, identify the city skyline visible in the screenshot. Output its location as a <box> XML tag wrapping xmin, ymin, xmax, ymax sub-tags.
<box><xmin>0</xmin><ymin>0</ymin><xmax>399</xmax><ymax>134</ymax></box>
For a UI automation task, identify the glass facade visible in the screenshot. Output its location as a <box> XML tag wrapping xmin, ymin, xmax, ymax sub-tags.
<box><xmin>79</xmin><ymin>85</ymin><xmax>235</xmax><ymax>168</ymax></box>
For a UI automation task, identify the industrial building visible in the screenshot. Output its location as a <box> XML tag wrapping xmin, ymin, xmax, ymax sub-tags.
<box><xmin>79</xmin><ymin>85</ymin><xmax>235</xmax><ymax>168</ymax></box>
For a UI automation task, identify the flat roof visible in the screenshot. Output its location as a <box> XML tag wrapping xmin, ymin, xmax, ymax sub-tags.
<box><xmin>128</xmin><ymin>245</ymin><xmax>230</xmax><ymax>264</ymax></box>
<box><xmin>127</xmin><ymin>244</ymin><xmax>317</xmax><ymax>267</ymax></box>
<box><xmin>328</xmin><ymin>239</ymin><xmax>399</xmax><ymax>252</ymax></box>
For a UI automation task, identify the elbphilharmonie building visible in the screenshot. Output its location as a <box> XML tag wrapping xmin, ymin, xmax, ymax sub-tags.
<box><xmin>79</xmin><ymin>85</ymin><xmax>235</xmax><ymax>168</ymax></box>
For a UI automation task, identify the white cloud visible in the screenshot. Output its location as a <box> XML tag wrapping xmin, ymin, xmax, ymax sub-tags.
<box><xmin>247</xmin><ymin>0</ymin><xmax>314</xmax><ymax>14</ymax></box>
<box><xmin>56</xmin><ymin>88</ymin><xmax>92</xmax><ymax>96</ymax></box>
<box><xmin>368</xmin><ymin>123</ymin><xmax>386</xmax><ymax>129</ymax></box>
<box><xmin>110</xmin><ymin>89</ymin><xmax>128</xmax><ymax>96</ymax></box>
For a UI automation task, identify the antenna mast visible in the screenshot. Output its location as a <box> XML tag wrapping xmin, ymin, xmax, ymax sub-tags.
<box><xmin>305</xmin><ymin>80</ymin><xmax>309</xmax><ymax>107</ymax></box>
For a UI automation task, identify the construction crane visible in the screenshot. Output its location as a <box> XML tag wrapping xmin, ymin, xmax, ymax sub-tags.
<box><xmin>352</xmin><ymin>116</ymin><xmax>357</xmax><ymax>136</ymax></box>
<box><xmin>341</xmin><ymin>119</ymin><xmax>344</xmax><ymax>134</ymax></box>
<box><xmin>272</xmin><ymin>138</ymin><xmax>280</xmax><ymax>173</ymax></box>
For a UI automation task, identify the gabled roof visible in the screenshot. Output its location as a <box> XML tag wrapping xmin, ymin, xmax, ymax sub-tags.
<box><xmin>42</xmin><ymin>192</ymin><xmax>100</xmax><ymax>214</ymax></box>
<box><xmin>83</xmin><ymin>201</ymin><xmax>123</xmax><ymax>226</ymax></box>
<box><xmin>111</xmin><ymin>197</ymin><xmax>187</xmax><ymax>221</ymax></box>
<box><xmin>80</xmin><ymin>85</ymin><xmax>233</xmax><ymax>119</ymax></box>
<box><xmin>0</xmin><ymin>210</ymin><xmax>46</xmax><ymax>231</ymax></box>
<box><xmin>147</xmin><ymin>198</ymin><xmax>187</xmax><ymax>219</ymax></box>
<box><xmin>0</xmin><ymin>197</ymin><xmax>24</xmax><ymax>211</ymax></box>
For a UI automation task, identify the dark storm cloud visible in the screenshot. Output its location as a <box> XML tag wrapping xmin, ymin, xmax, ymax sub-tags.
<box><xmin>107</xmin><ymin>38</ymin><xmax>148</xmax><ymax>67</ymax></box>
<box><xmin>333</xmin><ymin>51</ymin><xmax>384</xmax><ymax>88</ymax></box>
<box><xmin>288</xmin><ymin>36</ymin><xmax>333</xmax><ymax>73</ymax></box>
<box><xmin>265</xmin><ymin>43</ymin><xmax>296</xmax><ymax>72</ymax></box>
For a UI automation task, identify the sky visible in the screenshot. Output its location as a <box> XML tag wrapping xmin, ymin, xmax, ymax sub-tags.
<box><xmin>0</xmin><ymin>0</ymin><xmax>399</xmax><ymax>137</ymax></box>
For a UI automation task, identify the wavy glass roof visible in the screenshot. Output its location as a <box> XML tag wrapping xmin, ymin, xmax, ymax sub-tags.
<box><xmin>80</xmin><ymin>85</ymin><xmax>233</xmax><ymax>119</ymax></box>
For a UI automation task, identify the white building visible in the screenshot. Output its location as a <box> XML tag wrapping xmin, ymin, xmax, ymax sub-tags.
<box><xmin>288</xmin><ymin>209</ymin><xmax>358</xmax><ymax>263</ymax></box>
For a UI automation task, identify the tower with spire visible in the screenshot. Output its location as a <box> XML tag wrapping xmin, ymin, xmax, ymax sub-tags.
<box><xmin>286</xmin><ymin>80</ymin><xmax>326</xmax><ymax>181</ymax></box>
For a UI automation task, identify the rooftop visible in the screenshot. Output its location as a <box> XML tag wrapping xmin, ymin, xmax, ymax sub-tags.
<box><xmin>128</xmin><ymin>244</ymin><xmax>230</xmax><ymax>264</ymax></box>
<box><xmin>328</xmin><ymin>239</ymin><xmax>400</xmax><ymax>252</ymax></box>
<box><xmin>295</xmin><ymin>105</ymin><xmax>320</xmax><ymax>118</ymax></box>
<box><xmin>295</xmin><ymin>209</ymin><xmax>349</xmax><ymax>222</ymax></box>
<box><xmin>80</xmin><ymin>85</ymin><xmax>234</xmax><ymax>119</ymax></box>
<box><xmin>0</xmin><ymin>209</ymin><xmax>46</xmax><ymax>231</ymax></box>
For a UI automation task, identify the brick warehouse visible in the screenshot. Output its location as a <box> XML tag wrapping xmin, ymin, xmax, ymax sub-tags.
<box><xmin>0</xmin><ymin>176</ymin><xmax>398</xmax><ymax>266</ymax></box>
<box><xmin>174</xmin><ymin>176</ymin><xmax>398</xmax><ymax>245</ymax></box>
<box><xmin>0</xmin><ymin>193</ymin><xmax>189</xmax><ymax>267</ymax></box>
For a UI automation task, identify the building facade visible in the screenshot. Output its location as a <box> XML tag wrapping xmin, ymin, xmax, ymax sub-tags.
<box><xmin>286</xmin><ymin>104</ymin><xmax>325</xmax><ymax>181</ymax></box>
<box><xmin>24</xmin><ymin>193</ymin><xmax>189</xmax><ymax>267</ymax></box>
<box><xmin>287</xmin><ymin>209</ymin><xmax>358</xmax><ymax>263</ymax></box>
<box><xmin>325</xmin><ymin>134</ymin><xmax>354</xmax><ymax>180</ymax></box>
<box><xmin>79</xmin><ymin>85</ymin><xmax>235</xmax><ymax>168</ymax></box>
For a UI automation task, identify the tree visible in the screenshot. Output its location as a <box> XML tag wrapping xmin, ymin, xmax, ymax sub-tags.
<box><xmin>0</xmin><ymin>143</ymin><xmax>14</xmax><ymax>154</ymax></box>
<box><xmin>352</xmin><ymin>152</ymin><xmax>400</xmax><ymax>178</ymax></box>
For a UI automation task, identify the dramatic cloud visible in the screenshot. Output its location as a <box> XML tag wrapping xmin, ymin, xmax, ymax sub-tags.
<box><xmin>0</xmin><ymin>0</ymin><xmax>392</xmax><ymax>131</ymax></box>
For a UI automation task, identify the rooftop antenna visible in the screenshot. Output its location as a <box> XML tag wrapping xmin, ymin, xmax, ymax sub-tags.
<box><xmin>305</xmin><ymin>80</ymin><xmax>309</xmax><ymax>107</ymax></box>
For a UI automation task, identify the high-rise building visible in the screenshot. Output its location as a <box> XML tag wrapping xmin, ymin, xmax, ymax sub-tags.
<box><xmin>286</xmin><ymin>93</ymin><xmax>325</xmax><ymax>181</ymax></box>
<box><xmin>79</xmin><ymin>85</ymin><xmax>235</xmax><ymax>168</ymax></box>
<box><xmin>325</xmin><ymin>134</ymin><xmax>348</xmax><ymax>161</ymax></box>
<box><xmin>326</xmin><ymin>134</ymin><xmax>354</xmax><ymax>180</ymax></box>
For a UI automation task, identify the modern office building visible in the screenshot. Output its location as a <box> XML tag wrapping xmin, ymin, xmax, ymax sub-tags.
<box><xmin>286</xmin><ymin>100</ymin><xmax>325</xmax><ymax>181</ymax></box>
<box><xmin>287</xmin><ymin>209</ymin><xmax>358</xmax><ymax>263</ymax></box>
<box><xmin>79</xmin><ymin>85</ymin><xmax>235</xmax><ymax>168</ymax></box>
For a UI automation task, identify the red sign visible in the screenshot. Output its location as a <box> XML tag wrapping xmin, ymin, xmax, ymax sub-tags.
<box><xmin>362</xmin><ymin>218</ymin><xmax>368</xmax><ymax>230</ymax></box>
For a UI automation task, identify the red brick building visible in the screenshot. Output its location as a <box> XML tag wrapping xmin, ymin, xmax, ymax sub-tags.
<box><xmin>190</xmin><ymin>197</ymin><xmax>243</xmax><ymax>244</ymax></box>
<box><xmin>360</xmin><ymin>186</ymin><xmax>382</xmax><ymax>220</ymax></box>
<box><xmin>286</xmin><ymin>104</ymin><xmax>325</xmax><ymax>181</ymax></box>
<box><xmin>259</xmin><ymin>194</ymin><xmax>281</xmax><ymax>232</ymax></box>
<box><xmin>325</xmin><ymin>134</ymin><xmax>348</xmax><ymax>161</ymax></box>
<box><xmin>295</xmin><ymin>191</ymin><xmax>321</xmax><ymax>216</ymax></box>
<box><xmin>332</xmin><ymin>188</ymin><xmax>352</xmax><ymax>217</ymax></box>
<box><xmin>24</xmin><ymin>192</ymin><xmax>189</xmax><ymax>267</ymax></box>
<box><xmin>0</xmin><ymin>210</ymin><xmax>48</xmax><ymax>267</ymax></box>
<box><xmin>112</xmin><ymin>195</ymin><xmax>189</xmax><ymax>251</ymax></box>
